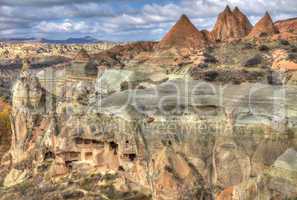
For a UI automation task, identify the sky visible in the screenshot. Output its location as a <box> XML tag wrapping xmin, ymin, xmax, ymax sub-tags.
<box><xmin>0</xmin><ymin>0</ymin><xmax>297</xmax><ymax>41</ymax></box>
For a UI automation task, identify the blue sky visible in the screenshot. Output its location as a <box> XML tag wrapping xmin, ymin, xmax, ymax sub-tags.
<box><xmin>0</xmin><ymin>0</ymin><xmax>297</xmax><ymax>41</ymax></box>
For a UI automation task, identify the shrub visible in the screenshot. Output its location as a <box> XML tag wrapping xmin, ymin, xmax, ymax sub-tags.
<box><xmin>242</xmin><ymin>43</ymin><xmax>254</xmax><ymax>50</ymax></box>
<box><xmin>203</xmin><ymin>71</ymin><xmax>219</xmax><ymax>81</ymax></box>
<box><xmin>197</xmin><ymin>63</ymin><xmax>208</xmax><ymax>69</ymax></box>
<box><xmin>290</xmin><ymin>46</ymin><xmax>297</xmax><ymax>53</ymax></box>
<box><xmin>0</xmin><ymin>100</ymin><xmax>11</xmax><ymax>133</ymax></box>
<box><xmin>258</xmin><ymin>45</ymin><xmax>269</xmax><ymax>51</ymax></box>
<box><xmin>120</xmin><ymin>81</ymin><xmax>129</xmax><ymax>91</ymax></box>
<box><xmin>279</xmin><ymin>40</ymin><xmax>290</xmax><ymax>46</ymax></box>
<box><xmin>242</xmin><ymin>55</ymin><xmax>262</xmax><ymax>67</ymax></box>
<box><xmin>288</xmin><ymin>53</ymin><xmax>297</xmax><ymax>62</ymax></box>
<box><xmin>203</xmin><ymin>53</ymin><xmax>218</xmax><ymax>63</ymax></box>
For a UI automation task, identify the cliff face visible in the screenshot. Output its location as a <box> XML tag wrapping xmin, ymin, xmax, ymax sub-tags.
<box><xmin>159</xmin><ymin>14</ymin><xmax>207</xmax><ymax>50</ymax></box>
<box><xmin>2</xmin><ymin>71</ymin><xmax>297</xmax><ymax>199</ymax></box>
<box><xmin>211</xmin><ymin>6</ymin><xmax>252</xmax><ymax>41</ymax></box>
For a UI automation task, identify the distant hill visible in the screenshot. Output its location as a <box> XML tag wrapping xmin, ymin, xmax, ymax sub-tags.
<box><xmin>0</xmin><ymin>36</ymin><xmax>112</xmax><ymax>44</ymax></box>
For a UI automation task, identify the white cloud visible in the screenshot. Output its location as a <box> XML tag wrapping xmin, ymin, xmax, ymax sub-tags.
<box><xmin>36</xmin><ymin>19</ymin><xmax>90</xmax><ymax>33</ymax></box>
<box><xmin>1</xmin><ymin>0</ymin><xmax>297</xmax><ymax>41</ymax></box>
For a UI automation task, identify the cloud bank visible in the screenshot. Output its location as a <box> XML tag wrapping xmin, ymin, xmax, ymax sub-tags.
<box><xmin>0</xmin><ymin>0</ymin><xmax>296</xmax><ymax>41</ymax></box>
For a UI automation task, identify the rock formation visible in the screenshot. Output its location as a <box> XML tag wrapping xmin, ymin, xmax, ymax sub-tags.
<box><xmin>233</xmin><ymin>7</ymin><xmax>253</xmax><ymax>34</ymax></box>
<box><xmin>272</xmin><ymin>49</ymin><xmax>297</xmax><ymax>71</ymax></box>
<box><xmin>217</xmin><ymin>148</ymin><xmax>297</xmax><ymax>199</ymax></box>
<box><xmin>2</xmin><ymin>5</ymin><xmax>297</xmax><ymax>200</ymax></box>
<box><xmin>2</xmin><ymin>70</ymin><xmax>297</xmax><ymax>199</ymax></box>
<box><xmin>275</xmin><ymin>17</ymin><xmax>297</xmax><ymax>34</ymax></box>
<box><xmin>159</xmin><ymin>14</ymin><xmax>207</xmax><ymax>50</ymax></box>
<box><xmin>248</xmin><ymin>12</ymin><xmax>278</xmax><ymax>38</ymax></box>
<box><xmin>8</xmin><ymin>71</ymin><xmax>49</xmax><ymax>164</ymax></box>
<box><xmin>211</xmin><ymin>6</ymin><xmax>252</xmax><ymax>41</ymax></box>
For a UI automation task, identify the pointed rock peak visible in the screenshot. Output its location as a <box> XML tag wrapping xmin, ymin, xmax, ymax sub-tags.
<box><xmin>233</xmin><ymin>6</ymin><xmax>240</xmax><ymax>12</ymax></box>
<box><xmin>180</xmin><ymin>14</ymin><xmax>188</xmax><ymax>19</ymax></box>
<box><xmin>224</xmin><ymin>5</ymin><xmax>232</xmax><ymax>13</ymax></box>
<box><xmin>265</xmin><ymin>11</ymin><xmax>271</xmax><ymax>17</ymax></box>
<box><xmin>263</xmin><ymin>11</ymin><xmax>273</xmax><ymax>21</ymax></box>
<box><xmin>177</xmin><ymin>14</ymin><xmax>191</xmax><ymax>24</ymax></box>
<box><xmin>159</xmin><ymin>14</ymin><xmax>207</xmax><ymax>49</ymax></box>
<box><xmin>248</xmin><ymin>11</ymin><xmax>277</xmax><ymax>37</ymax></box>
<box><xmin>212</xmin><ymin>5</ymin><xmax>252</xmax><ymax>41</ymax></box>
<box><xmin>261</xmin><ymin>11</ymin><xmax>274</xmax><ymax>23</ymax></box>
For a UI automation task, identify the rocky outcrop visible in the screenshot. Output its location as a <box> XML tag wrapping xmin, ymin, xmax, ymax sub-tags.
<box><xmin>232</xmin><ymin>7</ymin><xmax>253</xmax><ymax>36</ymax></box>
<box><xmin>93</xmin><ymin>41</ymin><xmax>156</xmax><ymax>68</ymax></box>
<box><xmin>272</xmin><ymin>49</ymin><xmax>297</xmax><ymax>71</ymax></box>
<box><xmin>159</xmin><ymin>14</ymin><xmax>207</xmax><ymax>50</ymax></box>
<box><xmin>4</xmin><ymin>71</ymin><xmax>297</xmax><ymax>199</ymax></box>
<box><xmin>248</xmin><ymin>12</ymin><xmax>278</xmax><ymax>38</ymax></box>
<box><xmin>211</xmin><ymin>6</ymin><xmax>252</xmax><ymax>41</ymax></box>
<box><xmin>275</xmin><ymin>17</ymin><xmax>297</xmax><ymax>34</ymax></box>
<box><xmin>218</xmin><ymin>148</ymin><xmax>297</xmax><ymax>199</ymax></box>
<box><xmin>8</xmin><ymin>71</ymin><xmax>50</xmax><ymax>163</ymax></box>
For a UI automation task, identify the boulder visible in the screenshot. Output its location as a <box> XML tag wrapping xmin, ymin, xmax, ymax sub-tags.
<box><xmin>241</xmin><ymin>55</ymin><xmax>262</xmax><ymax>67</ymax></box>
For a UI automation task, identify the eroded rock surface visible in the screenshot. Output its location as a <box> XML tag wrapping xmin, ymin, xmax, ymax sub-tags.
<box><xmin>2</xmin><ymin>72</ymin><xmax>297</xmax><ymax>199</ymax></box>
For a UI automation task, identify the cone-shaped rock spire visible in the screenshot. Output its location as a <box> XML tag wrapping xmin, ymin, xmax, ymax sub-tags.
<box><xmin>211</xmin><ymin>5</ymin><xmax>253</xmax><ymax>41</ymax></box>
<box><xmin>159</xmin><ymin>14</ymin><xmax>207</xmax><ymax>49</ymax></box>
<box><xmin>248</xmin><ymin>11</ymin><xmax>278</xmax><ymax>38</ymax></box>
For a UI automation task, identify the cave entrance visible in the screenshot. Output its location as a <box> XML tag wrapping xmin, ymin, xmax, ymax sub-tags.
<box><xmin>109</xmin><ymin>141</ymin><xmax>118</xmax><ymax>155</ymax></box>
<box><xmin>44</xmin><ymin>151</ymin><xmax>55</xmax><ymax>161</ymax></box>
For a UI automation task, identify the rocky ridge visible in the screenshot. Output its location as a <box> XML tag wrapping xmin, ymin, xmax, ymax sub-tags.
<box><xmin>275</xmin><ymin>17</ymin><xmax>297</xmax><ymax>34</ymax></box>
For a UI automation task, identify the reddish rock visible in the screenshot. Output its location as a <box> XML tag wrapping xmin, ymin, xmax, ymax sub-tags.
<box><xmin>275</xmin><ymin>17</ymin><xmax>297</xmax><ymax>34</ymax></box>
<box><xmin>201</xmin><ymin>29</ymin><xmax>213</xmax><ymax>42</ymax></box>
<box><xmin>159</xmin><ymin>14</ymin><xmax>207</xmax><ymax>49</ymax></box>
<box><xmin>233</xmin><ymin>7</ymin><xmax>253</xmax><ymax>34</ymax></box>
<box><xmin>211</xmin><ymin>6</ymin><xmax>252</xmax><ymax>41</ymax></box>
<box><xmin>248</xmin><ymin>12</ymin><xmax>278</xmax><ymax>38</ymax></box>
